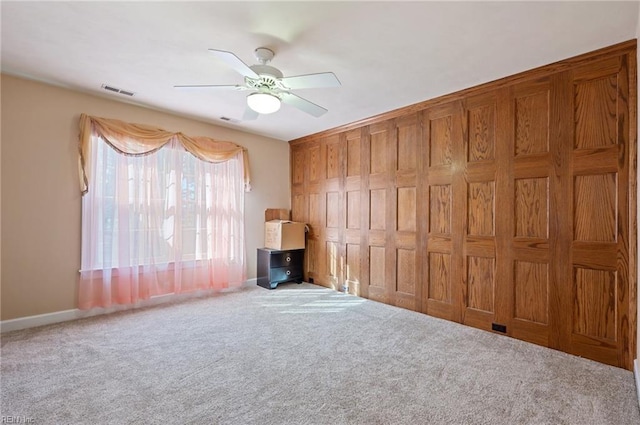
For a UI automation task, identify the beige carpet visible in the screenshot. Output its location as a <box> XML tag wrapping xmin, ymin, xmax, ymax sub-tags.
<box><xmin>1</xmin><ymin>283</ymin><xmax>639</xmax><ymax>424</ymax></box>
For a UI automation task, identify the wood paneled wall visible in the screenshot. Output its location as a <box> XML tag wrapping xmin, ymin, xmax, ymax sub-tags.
<box><xmin>289</xmin><ymin>40</ymin><xmax>637</xmax><ymax>369</ymax></box>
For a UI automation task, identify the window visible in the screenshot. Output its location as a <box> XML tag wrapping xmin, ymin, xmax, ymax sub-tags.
<box><xmin>79</xmin><ymin>133</ymin><xmax>246</xmax><ymax>309</ymax></box>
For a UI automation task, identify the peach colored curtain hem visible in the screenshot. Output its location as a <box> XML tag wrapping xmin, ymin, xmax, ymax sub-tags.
<box><xmin>78</xmin><ymin>263</ymin><xmax>245</xmax><ymax>310</ymax></box>
<box><xmin>77</xmin><ymin>113</ymin><xmax>251</xmax><ymax>194</ymax></box>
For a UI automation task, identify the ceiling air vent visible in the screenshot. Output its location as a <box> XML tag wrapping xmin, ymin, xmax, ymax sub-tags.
<box><xmin>101</xmin><ymin>84</ymin><xmax>135</xmax><ymax>97</ymax></box>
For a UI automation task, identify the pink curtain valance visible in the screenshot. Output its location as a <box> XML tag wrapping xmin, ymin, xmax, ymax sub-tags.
<box><xmin>77</xmin><ymin>113</ymin><xmax>251</xmax><ymax>194</ymax></box>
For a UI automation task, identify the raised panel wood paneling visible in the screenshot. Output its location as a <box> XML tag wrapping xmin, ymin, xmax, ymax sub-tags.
<box><xmin>573</xmin><ymin>268</ymin><xmax>617</xmax><ymax>341</ymax></box>
<box><xmin>429</xmin><ymin>185</ymin><xmax>451</xmax><ymax>234</ymax></box>
<box><xmin>514</xmin><ymin>261</ymin><xmax>549</xmax><ymax>324</ymax></box>
<box><xmin>326</xmin><ymin>142</ymin><xmax>340</xmax><ymax>180</ymax></box>
<box><xmin>574</xmin><ymin>173</ymin><xmax>617</xmax><ymax>242</ymax></box>
<box><xmin>326</xmin><ymin>192</ymin><xmax>340</xmax><ymax>229</ymax></box>
<box><xmin>292</xmin><ymin>149</ymin><xmax>305</xmax><ymax>185</ymax></box>
<box><xmin>346</xmin><ymin>244</ymin><xmax>360</xmax><ymax>289</ymax></box>
<box><xmin>289</xmin><ymin>42</ymin><xmax>636</xmax><ymax>370</ymax></box>
<box><xmin>309</xmin><ymin>193</ymin><xmax>321</xmax><ymax>226</ymax></box>
<box><xmin>347</xmin><ymin>191</ymin><xmax>360</xmax><ymax>229</ymax></box>
<box><xmin>326</xmin><ymin>241</ymin><xmax>340</xmax><ymax>278</ymax></box>
<box><xmin>428</xmin><ymin>253</ymin><xmax>451</xmax><ymax>303</ymax></box>
<box><xmin>430</xmin><ymin>115</ymin><xmax>453</xmax><ymax>166</ymax></box>
<box><xmin>515</xmin><ymin>91</ymin><xmax>550</xmax><ymax>156</ymax></box>
<box><xmin>574</xmin><ymin>76</ymin><xmax>618</xmax><ymax>149</ymax></box>
<box><xmin>467</xmin><ymin>181</ymin><xmax>494</xmax><ymax>236</ymax></box>
<box><xmin>515</xmin><ymin>178</ymin><xmax>549</xmax><ymax>238</ymax></box>
<box><xmin>397</xmin><ymin>187</ymin><xmax>416</xmax><ymax>232</ymax></box>
<box><xmin>397</xmin><ymin>122</ymin><xmax>417</xmax><ymax>171</ymax></box>
<box><xmin>468</xmin><ymin>104</ymin><xmax>495</xmax><ymax>162</ymax></box>
<box><xmin>370</xmin><ymin>130</ymin><xmax>388</xmax><ymax>174</ymax></box>
<box><xmin>397</xmin><ymin>249</ymin><xmax>416</xmax><ymax>295</ymax></box>
<box><xmin>466</xmin><ymin>256</ymin><xmax>495</xmax><ymax>312</ymax></box>
<box><xmin>507</xmin><ymin>78</ymin><xmax>553</xmax><ymax>348</ymax></box>
<box><xmin>347</xmin><ymin>132</ymin><xmax>361</xmax><ymax>177</ymax></box>
<box><xmin>369</xmin><ymin>189</ymin><xmax>386</xmax><ymax>230</ymax></box>
<box><xmin>306</xmin><ymin>239</ymin><xmax>317</xmax><ymax>275</ymax></box>
<box><xmin>309</xmin><ymin>145</ymin><xmax>321</xmax><ymax>182</ymax></box>
<box><xmin>292</xmin><ymin>194</ymin><xmax>306</xmax><ymax>223</ymax></box>
<box><xmin>566</xmin><ymin>56</ymin><xmax>631</xmax><ymax>368</ymax></box>
<box><xmin>369</xmin><ymin>246</ymin><xmax>385</xmax><ymax>288</ymax></box>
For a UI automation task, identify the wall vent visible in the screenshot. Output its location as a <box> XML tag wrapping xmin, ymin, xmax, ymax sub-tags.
<box><xmin>101</xmin><ymin>84</ymin><xmax>135</xmax><ymax>97</ymax></box>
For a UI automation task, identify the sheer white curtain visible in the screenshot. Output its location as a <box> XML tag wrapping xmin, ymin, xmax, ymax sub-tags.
<box><xmin>79</xmin><ymin>134</ymin><xmax>245</xmax><ymax>309</ymax></box>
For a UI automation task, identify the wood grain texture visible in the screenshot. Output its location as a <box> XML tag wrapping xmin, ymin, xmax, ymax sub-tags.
<box><xmin>467</xmin><ymin>181</ymin><xmax>495</xmax><ymax>236</ymax></box>
<box><xmin>291</xmin><ymin>195</ymin><xmax>306</xmax><ymax>223</ymax></box>
<box><xmin>326</xmin><ymin>241</ymin><xmax>340</xmax><ymax>282</ymax></box>
<box><xmin>430</xmin><ymin>115</ymin><xmax>453</xmax><ymax>166</ymax></box>
<box><xmin>326</xmin><ymin>192</ymin><xmax>340</xmax><ymax>229</ymax></box>
<box><xmin>309</xmin><ymin>193</ymin><xmax>321</xmax><ymax>226</ymax></box>
<box><xmin>397</xmin><ymin>187</ymin><xmax>416</xmax><ymax>232</ymax></box>
<box><xmin>514</xmin><ymin>261</ymin><xmax>549</xmax><ymax>324</ymax></box>
<box><xmin>397</xmin><ymin>122</ymin><xmax>417</xmax><ymax>171</ymax></box>
<box><xmin>468</xmin><ymin>104</ymin><xmax>495</xmax><ymax>162</ymax></box>
<box><xmin>573</xmin><ymin>268</ymin><xmax>617</xmax><ymax>341</ymax></box>
<box><xmin>346</xmin><ymin>243</ymin><xmax>360</xmax><ymax>293</ymax></box>
<box><xmin>347</xmin><ymin>191</ymin><xmax>360</xmax><ymax>229</ymax></box>
<box><xmin>397</xmin><ymin>249</ymin><xmax>416</xmax><ymax>295</ymax></box>
<box><xmin>288</xmin><ymin>43</ymin><xmax>636</xmax><ymax>370</ymax></box>
<box><xmin>515</xmin><ymin>91</ymin><xmax>550</xmax><ymax>156</ymax></box>
<box><xmin>429</xmin><ymin>185</ymin><xmax>451</xmax><ymax>234</ymax></box>
<box><xmin>466</xmin><ymin>256</ymin><xmax>495</xmax><ymax>312</ymax></box>
<box><xmin>326</xmin><ymin>142</ymin><xmax>340</xmax><ymax>179</ymax></box>
<box><xmin>370</xmin><ymin>130</ymin><xmax>388</xmax><ymax>174</ymax></box>
<box><xmin>369</xmin><ymin>246</ymin><xmax>385</xmax><ymax>288</ymax></box>
<box><xmin>292</xmin><ymin>148</ymin><xmax>305</xmax><ymax>185</ymax></box>
<box><xmin>508</xmin><ymin>76</ymin><xmax>552</xmax><ymax>350</ymax></box>
<box><xmin>347</xmin><ymin>131</ymin><xmax>361</xmax><ymax>177</ymax></box>
<box><xmin>308</xmin><ymin>145</ymin><xmax>321</xmax><ymax>182</ymax></box>
<box><xmin>574</xmin><ymin>174</ymin><xmax>617</xmax><ymax>242</ymax></box>
<box><xmin>574</xmin><ymin>76</ymin><xmax>618</xmax><ymax>149</ymax></box>
<box><xmin>429</xmin><ymin>252</ymin><xmax>451</xmax><ymax>302</ymax></box>
<box><xmin>515</xmin><ymin>178</ymin><xmax>549</xmax><ymax>238</ymax></box>
<box><xmin>369</xmin><ymin>189</ymin><xmax>386</xmax><ymax>230</ymax></box>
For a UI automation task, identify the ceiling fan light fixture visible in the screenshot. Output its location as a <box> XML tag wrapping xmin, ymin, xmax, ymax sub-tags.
<box><xmin>247</xmin><ymin>92</ymin><xmax>280</xmax><ymax>114</ymax></box>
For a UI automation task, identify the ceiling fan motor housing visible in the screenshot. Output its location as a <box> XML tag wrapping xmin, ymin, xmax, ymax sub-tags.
<box><xmin>254</xmin><ymin>47</ymin><xmax>275</xmax><ymax>64</ymax></box>
<box><xmin>249</xmin><ymin>64</ymin><xmax>283</xmax><ymax>79</ymax></box>
<box><xmin>246</xmin><ymin>64</ymin><xmax>286</xmax><ymax>94</ymax></box>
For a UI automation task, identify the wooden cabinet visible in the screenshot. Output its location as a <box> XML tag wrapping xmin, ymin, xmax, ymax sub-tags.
<box><xmin>257</xmin><ymin>248</ymin><xmax>304</xmax><ymax>289</ymax></box>
<box><xmin>289</xmin><ymin>41</ymin><xmax>637</xmax><ymax>369</ymax></box>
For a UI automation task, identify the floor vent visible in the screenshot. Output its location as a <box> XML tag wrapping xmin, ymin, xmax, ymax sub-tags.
<box><xmin>101</xmin><ymin>84</ymin><xmax>135</xmax><ymax>97</ymax></box>
<box><xmin>492</xmin><ymin>323</ymin><xmax>507</xmax><ymax>333</ymax></box>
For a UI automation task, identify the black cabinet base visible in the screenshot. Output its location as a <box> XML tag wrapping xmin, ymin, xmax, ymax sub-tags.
<box><xmin>257</xmin><ymin>278</ymin><xmax>303</xmax><ymax>290</ymax></box>
<box><xmin>257</xmin><ymin>248</ymin><xmax>304</xmax><ymax>290</ymax></box>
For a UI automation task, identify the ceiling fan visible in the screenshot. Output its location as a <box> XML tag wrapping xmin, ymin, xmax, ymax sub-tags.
<box><xmin>175</xmin><ymin>47</ymin><xmax>341</xmax><ymax>120</ymax></box>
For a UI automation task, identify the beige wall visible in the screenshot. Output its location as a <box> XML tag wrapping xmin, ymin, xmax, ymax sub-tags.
<box><xmin>0</xmin><ymin>74</ymin><xmax>291</xmax><ymax>321</ymax></box>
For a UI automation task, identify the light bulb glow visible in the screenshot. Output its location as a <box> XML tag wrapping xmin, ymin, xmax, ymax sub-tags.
<box><xmin>247</xmin><ymin>92</ymin><xmax>281</xmax><ymax>114</ymax></box>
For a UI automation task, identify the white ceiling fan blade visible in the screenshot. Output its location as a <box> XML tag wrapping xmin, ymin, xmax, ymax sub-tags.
<box><xmin>174</xmin><ymin>84</ymin><xmax>247</xmax><ymax>90</ymax></box>
<box><xmin>280</xmin><ymin>72</ymin><xmax>341</xmax><ymax>90</ymax></box>
<box><xmin>280</xmin><ymin>92</ymin><xmax>328</xmax><ymax>117</ymax></box>
<box><xmin>242</xmin><ymin>106</ymin><xmax>259</xmax><ymax>121</ymax></box>
<box><xmin>208</xmin><ymin>49</ymin><xmax>259</xmax><ymax>79</ymax></box>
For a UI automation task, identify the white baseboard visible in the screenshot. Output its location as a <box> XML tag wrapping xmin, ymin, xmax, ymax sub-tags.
<box><xmin>0</xmin><ymin>278</ymin><xmax>257</xmax><ymax>333</ymax></box>
<box><xmin>635</xmin><ymin>359</ymin><xmax>640</xmax><ymax>408</ymax></box>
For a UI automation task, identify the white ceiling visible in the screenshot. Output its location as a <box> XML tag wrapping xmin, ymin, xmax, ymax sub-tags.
<box><xmin>1</xmin><ymin>1</ymin><xmax>638</xmax><ymax>141</ymax></box>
